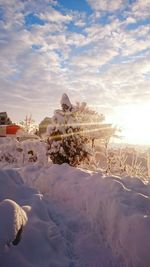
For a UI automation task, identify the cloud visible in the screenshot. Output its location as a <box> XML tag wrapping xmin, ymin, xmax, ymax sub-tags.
<box><xmin>66</xmin><ymin>48</ymin><xmax>150</xmax><ymax>115</ymax></box>
<box><xmin>71</xmin><ymin>48</ymin><xmax>118</xmax><ymax>69</ymax></box>
<box><xmin>87</xmin><ymin>0</ymin><xmax>126</xmax><ymax>12</ymax></box>
<box><xmin>39</xmin><ymin>6</ymin><xmax>72</xmax><ymax>23</ymax></box>
<box><xmin>0</xmin><ymin>0</ymin><xmax>150</xmax><ymax>124</ymax></box>
<box><xmin>131</xmin><ymin>0</ymin><xmax>150</xmax><ymax>19</ymax></box>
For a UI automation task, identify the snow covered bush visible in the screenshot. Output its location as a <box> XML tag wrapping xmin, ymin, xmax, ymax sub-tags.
<box><xmin>46</xmin><ymin>94</ymin><xmax>90</xmax><ymax>166</ymax></box>
<box><xmin>74</xmin><ymin>101</ymin><xmax>116</xmax><ymax>148</ymax></box>
<box><xmin>75</xmin><ymin>101</ymin><xmax>105</xmax><ymax>147</ymax></box>
<box><xmin>104</xmin><ymin>147</ymin><xmax>149</xmax><ymax>181</ymax></box>
<box><xmin>0</xmin><ymin>137</ymin><xmax>47</xmax><ymax>166</ymax></box>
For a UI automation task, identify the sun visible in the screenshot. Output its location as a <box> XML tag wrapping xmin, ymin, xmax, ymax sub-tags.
<box><xmin>110</xmin><ymin>103</ymin><xmax>150</xmax><ymax>145</ymax></box>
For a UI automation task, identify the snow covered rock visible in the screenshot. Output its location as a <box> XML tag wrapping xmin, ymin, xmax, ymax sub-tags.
<box><xmin>0</xmin><ymin>199</ymin><xmax>27</xmax><ymax>247</ymax></box>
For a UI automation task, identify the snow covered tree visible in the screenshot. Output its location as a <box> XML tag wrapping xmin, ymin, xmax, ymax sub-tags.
<box><xmin>46</xmin><ymin>94</ymin><xmax>90</xmax><ymax>166</ymax></box>
<box><xmin>74</xmin><ymin>101</ymin><xmax>115</xmax><ymax>147</ymax></box>
<box><xmin>19</xmin><ymin>115</ymin><xmax>38</xmax><ymax>134</ymax></box>
<box><xmin>46</xmin><ymin>94</ymin><xmax>116</xmax><ymax>166</ymax></box>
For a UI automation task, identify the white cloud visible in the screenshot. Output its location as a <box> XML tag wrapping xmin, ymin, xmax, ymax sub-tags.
<box><xmin>87</xmin><ymin>0</ymin><xmax>126</xmax><ymax>12</ymax></box>
<box><xmin>39</xmin><ymin>6</ymin><xmax>72</xmax><ymax>23</ymax></box>
<box><xmin>71</xmin><ymin>48</ymin><xmax>118</xmax><ymax>69</ymax></box>
<box><xmin>85</xmin><ymin>17</ymin><xmax>150</xmax><ymax>57</ymax></box>
<box><xmin>131</xmin><ymin>0</ymin><xmax>150</xmax><ymax>19</ymax></box>
<box><xmin>0</xmin><ymin>0</ymin><xmax>150</xmax><ymax>123</ymax></box>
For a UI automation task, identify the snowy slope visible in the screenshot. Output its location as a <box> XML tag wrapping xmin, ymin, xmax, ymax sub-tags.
<box><xmin>1</xmin><ymin>163</ymin><xmax>150</xmax><ymax>267</ymax></box>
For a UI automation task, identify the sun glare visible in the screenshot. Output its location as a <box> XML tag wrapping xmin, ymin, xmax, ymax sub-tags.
<box><xmin>111</xmin><ymin>103</ymin><xmax>150</xmax><ymax>145</ymax></box>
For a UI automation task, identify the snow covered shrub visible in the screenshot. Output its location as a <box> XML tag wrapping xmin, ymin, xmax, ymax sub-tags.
<box><xmin>46</xmin><ymin>94</ymin><xmax>90</xmax><ymax>166</ymax></box>
<box><xmin>147</xmin><ymin>150</ymin><xmax>150</xmax><ymax>178</ymax></box>
<box><xmin>125</xmin><ymin>152</ymin><xmax>148</xmax><ymax>181</ymax></box>
<box><xmin>0</xmin><ymin>138</ymin><xmax>47</xmax><ymax>166</ymax></box>
<box><xmin>0</xmin><ymin>152</ymin><xmax>17</xmax><ymax>164</ymax></box>
<box><xmin>75</xmin><ymin>101</ymin><xmax>105</xmax><ymax>148</ymax></box>
<box><xmin>0</xmin><ymin>138</ymin><xmax>21</xmax><ymax>165</ymax></box>
<box><xmin>103</xmin><ymin>147</ymin><xmax>149</xmax><ymax>181</ymax></box>
<box><xmin>105</xmin><ymin>148</ymin><xmax>127</xmax><ymax>174</ymax></box>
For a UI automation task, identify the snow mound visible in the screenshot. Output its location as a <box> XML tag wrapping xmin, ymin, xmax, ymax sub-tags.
<box><xmin>0</xmin><ymin>168</ymin><xmax>37</xmax><ymax>203</ymax></box>
<box><xmin>0</xmin><ymin>199</ymin><xmax>27</xmax><ymax>247</ymax></box>
<box><xmin>21</xmin><ymin>163</ymin><xmax>150</xmax><ymax>267</ymax></box>
<box><xmin>0</xmin><ymin>168</ymin><xmax>70</xmax><ymax>267</ymax></box>
<box><xmin>1</xmin><ymin>163</ymin><xmax>150</xmax><ymax>267</ymax></box>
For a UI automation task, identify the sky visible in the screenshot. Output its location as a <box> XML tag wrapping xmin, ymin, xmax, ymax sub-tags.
<box><xmin>0</xmin><ymin>0</ymin><xmax>150</xmax><ymax>144</ymax></box>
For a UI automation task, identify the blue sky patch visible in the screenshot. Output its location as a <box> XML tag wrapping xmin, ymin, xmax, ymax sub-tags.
<box><xmin>32</xmin><ymin>44</ymin><xmax>43</xmax><ymax>50</ymax></box>
<box><xmin>25</xmin><ymin>13</ymin><xmax>45</xmax><ymax>28</ymax></box>
<box><xmin>0</xmin><ymin>6</ymin><xmax>5</xmax><ymax>21</ymax></box>
<box><xmin>97</xmin><ymin>13</ymin><xmax>112</xmax><ymax>25</ymax></box>
<box><xmin>126</xmin><ymin>17</ymin><xmax>150</xmax><ymax>30</ymax></box>
<box><xmin>56</xmin><ymin>0</ymin><xmax>92</xmax><ymax>14</ymax></box>
<box><xmin>67</xmin><ymin>21</ymin><xmax>85</xmax><ymax>34</ymax></box>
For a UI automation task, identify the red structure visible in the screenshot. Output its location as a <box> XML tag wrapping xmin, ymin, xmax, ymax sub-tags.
<box><xmin>0</xmin><ymin>125</ymin><xmax>23</xmax><ymax>137</ymax></box>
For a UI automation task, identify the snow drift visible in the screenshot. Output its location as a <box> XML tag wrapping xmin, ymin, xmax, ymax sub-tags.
<box><xmin>1</xmin><ymin>162</ymin><xmax>150</xmax><ymax>267</ymax></box>
<box><xmin>20</xmin><ymin>163</ymin><xmax>150</xmax><ymax>267</ymax></box>
<box><xmin>0</xmin><ymin>168</ymin><xmax>70</xmax><ymax>267</ymax></box>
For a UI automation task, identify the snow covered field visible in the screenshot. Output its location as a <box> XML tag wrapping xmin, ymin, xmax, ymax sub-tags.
<box><xmin>1</xmin><ymin>138</ymin><xmax>150</xmax><ymax>267</ymax></box>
